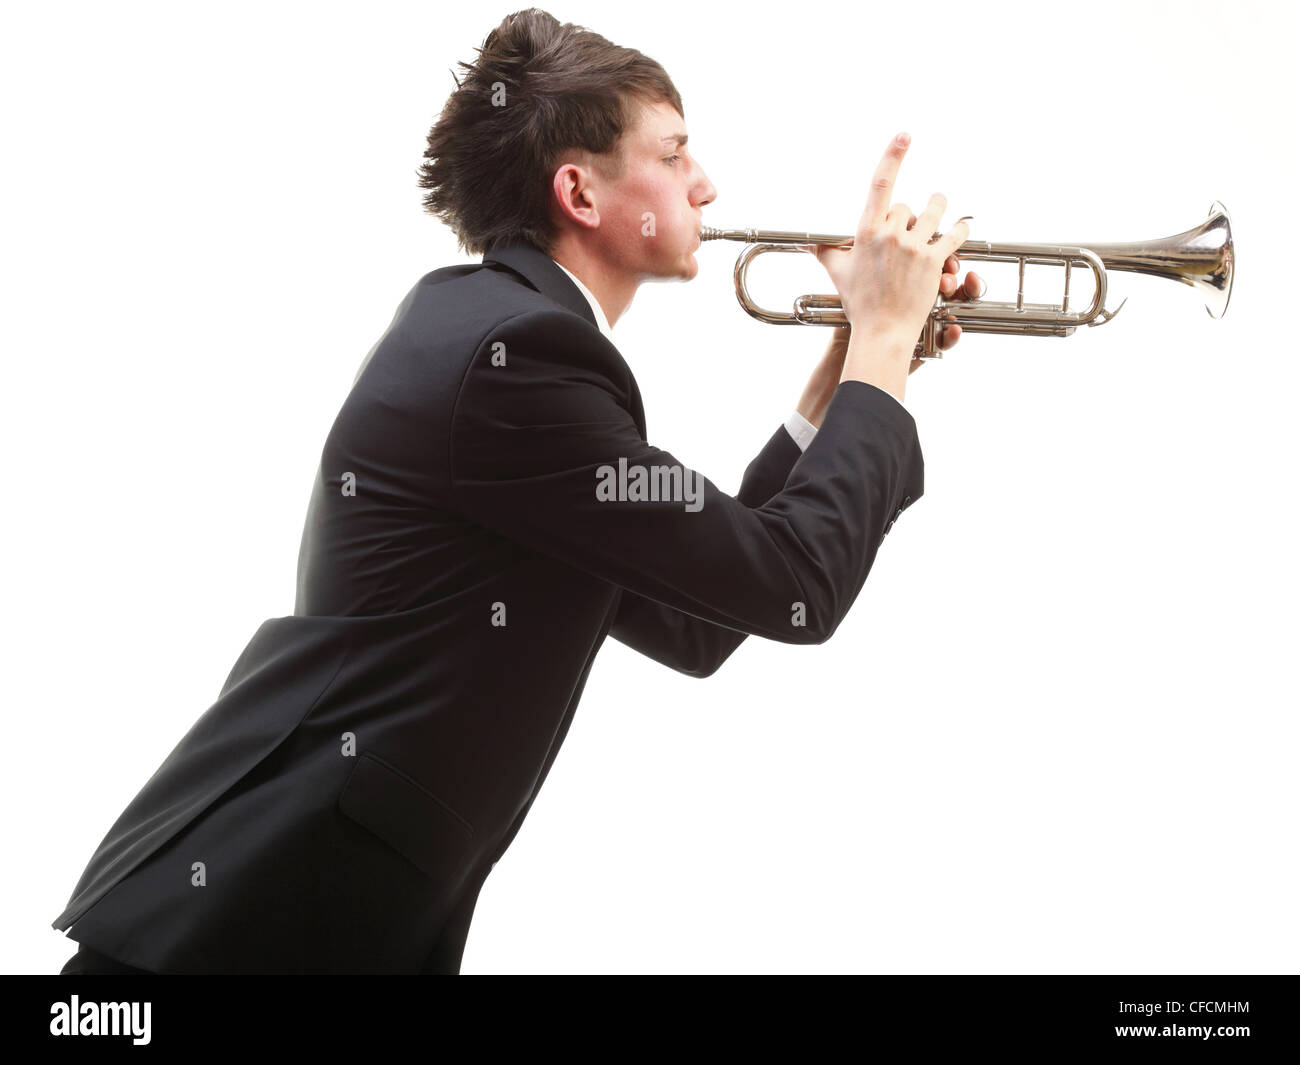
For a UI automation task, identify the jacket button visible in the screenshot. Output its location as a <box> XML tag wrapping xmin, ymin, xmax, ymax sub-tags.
<box><xmin>884</xmin><ymin>496</ymin><xmax>911</xmax><ymax>538</ymax></box>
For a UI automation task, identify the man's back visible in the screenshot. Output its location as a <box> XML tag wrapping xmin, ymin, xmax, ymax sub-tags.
<box><xmin>51</xmin><ymin>245</ymin><xmax>651</xmax><ymax>972</ymax></box>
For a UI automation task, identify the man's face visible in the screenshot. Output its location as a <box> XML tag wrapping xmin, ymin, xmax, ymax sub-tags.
<box><xmin>584</xmin><ymin>97</ymin><xmax>716</xmax><ymax>282</ymax></box>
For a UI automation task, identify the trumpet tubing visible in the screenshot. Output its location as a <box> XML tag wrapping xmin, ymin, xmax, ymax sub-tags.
<box><xmin>699</xmin><ymin>203</ymin><xmax>1234</xmax><ymax>359</ymax></box>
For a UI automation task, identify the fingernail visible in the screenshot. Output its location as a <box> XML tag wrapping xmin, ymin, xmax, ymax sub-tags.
<box><xmin>895</xmin><ymin>132</ymin><xmax>910</xmax><ymax>147</ymax></box>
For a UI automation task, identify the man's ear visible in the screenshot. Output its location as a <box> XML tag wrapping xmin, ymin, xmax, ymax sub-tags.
<box><xmin>551</xmin><ymin>163</ymin><xmax>600</xmax><ymax>232</ymax></box>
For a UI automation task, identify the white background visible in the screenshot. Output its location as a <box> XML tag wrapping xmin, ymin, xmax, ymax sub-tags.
<box><xmin>4</xmin><ymin>0</ymin><xmax>1295</xmax><ymax>975</ymax></box>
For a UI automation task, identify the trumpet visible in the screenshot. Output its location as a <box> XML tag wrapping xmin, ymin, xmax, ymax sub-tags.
<box><xmin>699</xmin><ymin>202</ymin><xmax>1234</xmax><ymax>359</ymax></box>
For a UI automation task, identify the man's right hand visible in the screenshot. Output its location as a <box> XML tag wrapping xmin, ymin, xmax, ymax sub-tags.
<box><xmin>814</xmin><ymin>132</ymin><xmax>970</xmax><ymax>399</ymax></box>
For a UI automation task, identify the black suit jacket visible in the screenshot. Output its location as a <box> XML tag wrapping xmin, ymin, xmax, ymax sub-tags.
<box><xmin>51</xmin><ymin>240</ymin><xmax>924</xmax><ymax>973</ymax></box>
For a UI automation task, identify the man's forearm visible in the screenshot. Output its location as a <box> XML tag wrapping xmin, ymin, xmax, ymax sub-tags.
<box><xmin>796</xmin><ymin>331</ymin><xmax>851</xmax><ymax>428</ymax></box>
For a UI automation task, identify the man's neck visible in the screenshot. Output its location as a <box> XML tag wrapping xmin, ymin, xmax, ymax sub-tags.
<box><xmin>547</xmin><ymin>235</ymin><xmax>638</xmax><ymax>329</ymax></box>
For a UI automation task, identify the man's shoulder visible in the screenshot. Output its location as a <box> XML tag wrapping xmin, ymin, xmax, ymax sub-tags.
<box><xmin>348</xmin><ymin>257</ymin><xmax>620</xmax><ymax>408</ymax></box>
<box><xmin>401</xmin><ymin>258</ymin><xmax>603</xmax><ymax>348</ymax></box>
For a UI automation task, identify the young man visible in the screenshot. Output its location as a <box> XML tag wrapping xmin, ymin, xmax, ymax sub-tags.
<box><xmin>52</xmin><ymin>9</ymin><xmax>979</xmax><ymax>974</ymax></box>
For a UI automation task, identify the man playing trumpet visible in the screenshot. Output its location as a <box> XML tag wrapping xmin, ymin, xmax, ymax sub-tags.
<box><xmin>53</xmin><ymin>8</ymin><xmax>983</xmax><ymax>974</ymax></box>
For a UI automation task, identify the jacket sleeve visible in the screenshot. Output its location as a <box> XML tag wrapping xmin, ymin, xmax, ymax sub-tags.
<box><xmin>607</xmin><ymin>422</ymin><xmax>803</xmax><ymax>677</ymax></box>
<box><xmin>446</xmin><ymin>309</ymin><xmax>924</xmax><ymax>647</ymax></box>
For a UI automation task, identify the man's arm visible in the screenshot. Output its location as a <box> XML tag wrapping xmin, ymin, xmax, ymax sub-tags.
<box><xmin>605</xmin><ymin>318</ymin><xmax>933</xmax><ymax>676</ymax></box>
<box><xmin>607</xmin><ymin>420</ymin><xmax>803</xmax><ymax>677</ymax></box>
<box><xmin>447</xmin><ymin>307</ymin><xmax>923</xmax><ymax>647</ymax></box>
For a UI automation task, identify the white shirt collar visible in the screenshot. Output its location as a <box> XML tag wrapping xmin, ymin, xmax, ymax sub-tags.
<box><xmin>549</xmin><ymin>258</ymin><xmax>614</xmax><ymax>340</ymax></box>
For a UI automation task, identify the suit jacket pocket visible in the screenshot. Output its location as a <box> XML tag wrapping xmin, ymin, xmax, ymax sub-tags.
<box><xmin>336</xmin><ymin>751</ymin><xmax>476</xmax><ymax>888</ymax></box>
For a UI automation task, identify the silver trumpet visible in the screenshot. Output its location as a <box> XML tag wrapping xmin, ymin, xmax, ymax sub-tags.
<box><xmin>699</xmin><ymin>202</ymin><xmax>1234</xmax><ymax>359</ymax></box>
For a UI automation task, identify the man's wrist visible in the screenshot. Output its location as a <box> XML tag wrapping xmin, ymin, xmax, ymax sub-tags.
<box><xmin>841</xmin><ymin>328</ymin><xmax>916</xmax><ymax>402</ymax></box>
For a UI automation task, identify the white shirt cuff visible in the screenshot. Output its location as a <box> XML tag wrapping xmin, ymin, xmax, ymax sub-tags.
<box><xmin>785</xmin><ymin>385</ymin><xmax>909</xmax><ymax>450</ymax></box>
<box><xmin>784</xmin><ymin>410</ymin><xmax>818</xmax><ymax>452</ymax></box>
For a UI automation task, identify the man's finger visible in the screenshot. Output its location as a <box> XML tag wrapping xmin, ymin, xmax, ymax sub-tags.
<box><xmin>813</xmin><ymin>243</ymin><xmax>849</xmax><ymax>264</ymax></box>
<box><xmin>941</xmin><ymin>271</ymin><xmax>985</xmax><ymax>302</ymax></box>
<box><xmin>938</xmin><ymin>216</ymin><xmax>973</xmax><ymax>260</ymax></box>
<box><xmin>860</xmin><ymin>132</ymin><xmax>910</xmax><ymax>233</ymax></box>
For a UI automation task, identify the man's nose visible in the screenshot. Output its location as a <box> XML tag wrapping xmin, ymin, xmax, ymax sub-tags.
<box><xmin>692</xmin><ymin>164</ymin><xmax>717</xmax><ymax>208</ymax></box>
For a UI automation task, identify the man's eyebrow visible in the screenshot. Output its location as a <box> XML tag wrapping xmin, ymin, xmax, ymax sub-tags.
<box><xmin>659</xmin><ymin>134</ymin><xmax>688</xmax><ymax>148</ymax></box>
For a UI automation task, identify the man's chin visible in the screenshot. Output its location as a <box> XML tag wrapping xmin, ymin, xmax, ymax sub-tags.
<box><xmin>641</xmin><ymin>252</ymin><xmax>698</xmax><ymax>283</ymax></box>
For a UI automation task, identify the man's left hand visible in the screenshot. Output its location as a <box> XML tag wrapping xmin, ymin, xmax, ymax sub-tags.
<box><xmin>914</xmin><ymin>255</ymin><xmax>985</xmax><ymax>372</ymax></box>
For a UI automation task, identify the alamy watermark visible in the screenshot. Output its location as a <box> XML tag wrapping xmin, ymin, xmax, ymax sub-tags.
<box><xmin>50</xmin><ymin>996</ymin><xmax>151</xmax><ymax>1045</ymax></box>
<box><xmin>596</xmin><ymin>457</ymin><xmax>702</xmax><ymax>512</ymax></box>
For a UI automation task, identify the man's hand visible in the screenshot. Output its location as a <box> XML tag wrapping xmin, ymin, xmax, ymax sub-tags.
<box><xmin>917</xmin><ymin>253</ymin><xmax>986</xmax><ymax>372</ymax></box>
<box><xmin>799</xmin><ymin>129</ymin><xmax>986</xmax><ymax>414</ymax></box>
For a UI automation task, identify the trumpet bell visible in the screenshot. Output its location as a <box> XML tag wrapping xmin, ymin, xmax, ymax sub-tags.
<box><xmin>1074</xmin><ymin>201</ymin><xmax>1234</xmax><ymax>319</ymax></box>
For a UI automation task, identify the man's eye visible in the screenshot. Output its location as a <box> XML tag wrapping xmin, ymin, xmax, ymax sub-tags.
<box><xmin>665</xmin><ymin>154</ymin><xmax>681</xmax><ymax>165</ymax></box>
